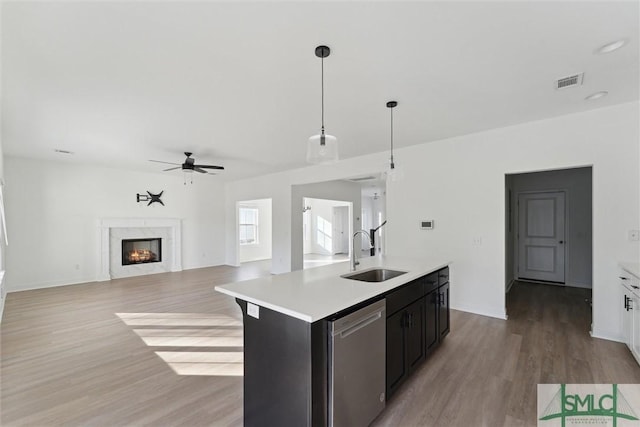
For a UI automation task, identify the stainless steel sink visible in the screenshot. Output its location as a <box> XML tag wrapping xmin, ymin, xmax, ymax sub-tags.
<box><xmin>341</xmin><ymin>268</ymin><xmax>407</xmax><ymax>283</ymax></box>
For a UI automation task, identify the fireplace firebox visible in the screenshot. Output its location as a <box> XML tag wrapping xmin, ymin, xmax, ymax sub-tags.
<box><xmin>122</xmin><ymin>238</ymin><xmax>162</xmax><ymax>265</ymax></box>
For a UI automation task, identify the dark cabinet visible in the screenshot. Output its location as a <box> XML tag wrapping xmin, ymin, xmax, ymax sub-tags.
<box><xmin>438</xmin><ymin>281</ymin><xmax>450</xmax><ymax>339</ymax></box>
<box><xmin>385</xmin><ymin>266</ymin><xmax>450</xmax><ymax>400</ymax></box>
<box><xmin>386</xmin><ymin>309</ymin><xmax>407</xmax><ymax>395</ymax></box>
<box><xmin>405</xmin><ymin>298</ymin><xmax>426</xmax><ymax>371</ymax></box>
<box><xmin>386</xmin><ymin>298</ymin><xmax>425</xmax><ymax>398</ymax></box>
<box><xmin>425</xmin><ymin>289</ymin><xmax>439</xmax><ymax>353</ymax></box>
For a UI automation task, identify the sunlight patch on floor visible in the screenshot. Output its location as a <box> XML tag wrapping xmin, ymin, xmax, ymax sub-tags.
<box><xmin>116</xmin><ymin>312</ymin><xmax>243</xmax><ymax>327</ymax></box>
<box><xmin>140</xmin><ymin>336</ymin><xmax>244</xmax><ymax>347</ymax></box>
<box><xmin>117</xmin><ymin>312</ymin><xmax>244</xmax><ymax>376</ymax></box>
<box><xmin>156</xmin><ymin>351</ymin><xmax>243</xmax><ymax>376</ymax></box>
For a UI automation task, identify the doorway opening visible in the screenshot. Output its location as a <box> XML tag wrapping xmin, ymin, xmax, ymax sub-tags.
<box><xmin>237</xmin><ymin>198</ymin><xmax>272</xmax><ymax>274</ymax></box>
<box><xmin>303</xmin><ymin>198</ymin><xmax>352</xmax><ymax>269</ymax></box>
<box><xmin>359</xmin><ymin>179</ymin><xmax>387</xmax><ymax>258</ymax></box>
<box><xmin>505</xmin><ymin>167</ymin><xmax>593</xmax><ymax>330</ymax></box>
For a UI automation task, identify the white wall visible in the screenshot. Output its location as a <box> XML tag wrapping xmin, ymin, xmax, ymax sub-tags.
<box><xmin>509</xmin><ymin>167</ymin><xmax>592</xmax><ymax>288</ymax></box>
<box><xmin>304</xmin><ymin>198</ymin><xmax>350</xmax><ymax>256</ymax></box>
<box><xmin>385</xmin><ymin>102</ymin><xmax>638</xmax><ymax>341</ymax></box>
<box><xmin>4</xmin><ymin>157</ymin><xmax>226</xmax><ymax>291</ymax></box>
<box><xmin>225</xmin><ymin>174</ymin><xmax>368</xmax><ymax>273</ymax></box>
<box><xmin>0</xmin><ymin>0</ymin><xmax>6</xmax><ymax>319</ymax></box>
<box><xmin>226</xmin><ymin>101</ymin><xmax>639</xmax><ymax>342</ymax></box>
<box><xmin>239</xmin><ymin>198</ymin><xmax>272</xmax><ymax>263</ymax></box>
<box><xmin>0</xmin><ymin>139</ymin><xmax>5</xmax><ymax>320</ymax></box>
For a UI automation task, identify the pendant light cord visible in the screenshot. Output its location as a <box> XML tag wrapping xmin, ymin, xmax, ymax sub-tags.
<box><xmin>321</xmin><ymin>54</ymin><xmax>325</xmax><ymax>135</ymax></box>
<box><xmin>390</xmin><ymin>107</ymin><xmax>395</xmax><ymax>168</ymax></box>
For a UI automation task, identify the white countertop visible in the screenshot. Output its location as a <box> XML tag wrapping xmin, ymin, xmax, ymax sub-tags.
<box><xmin>620</xmin><ymin>262</ymin><xmax>640</xmax><ymax>280</ymax></box>
<box><xmin>215</xmin><ymin>256</ymin><xmax>450</xmax><ymax>323</ymax></box>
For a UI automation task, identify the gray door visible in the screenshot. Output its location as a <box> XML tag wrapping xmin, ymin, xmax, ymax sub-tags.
<box><xmin>517</xmin><ymin>191</ymin><xmax>566</xmax><ymax>283</ymax></box>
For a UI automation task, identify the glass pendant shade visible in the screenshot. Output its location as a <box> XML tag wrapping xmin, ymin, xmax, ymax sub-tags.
<box><xmin>307</xmin><ymin>133</ymin><xmax>338</xmax><ymax>164</ymax></box>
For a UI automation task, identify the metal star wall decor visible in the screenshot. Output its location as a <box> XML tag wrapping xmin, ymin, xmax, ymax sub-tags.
<box><xmin>136</xmin><ymin>191</ymin><xmax>164</xmax><ymax>206</ymax></box>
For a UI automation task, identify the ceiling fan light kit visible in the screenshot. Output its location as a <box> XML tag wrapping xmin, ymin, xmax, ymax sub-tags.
<box><xmin>149</xmin><ymin>152</ymin><xmax>224</xmax><ymax>184</ymax></box>
<box><xmin>307</xmin><ymin>45</ymin><xmax>339</xmax><ymax>165</ymax></box>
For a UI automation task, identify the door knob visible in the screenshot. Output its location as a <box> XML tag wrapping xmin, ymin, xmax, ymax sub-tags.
<box><xmin>559</xmin><ymin>240</ymin><xmax>564</xmax><ymax>244</ymax></box>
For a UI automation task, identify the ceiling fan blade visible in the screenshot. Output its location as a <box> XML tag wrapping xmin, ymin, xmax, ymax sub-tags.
<box><xmin>163</xmin><ymin>167</ymin><xmax>181</xmax><ymax>172</ymax></box>
<box><xmin>149</xmin><ymin>160</ymin><xmax>180</xmax><ymax>165</ymax></box>
<box><xmin>194</xmin><ymin>167</ymin><xmax>209</xmax><ymax>174</ymax></box>
<box><xmin>194</xmin><ymin>164</ymin><xmax>225</xmax><ymax>170</ymax></box>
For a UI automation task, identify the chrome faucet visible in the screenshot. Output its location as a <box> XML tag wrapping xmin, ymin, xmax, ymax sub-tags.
<box><xmin>351</xmin><ymin>230</ymin><xmax>372</xmax><ymax>271</ymax></box>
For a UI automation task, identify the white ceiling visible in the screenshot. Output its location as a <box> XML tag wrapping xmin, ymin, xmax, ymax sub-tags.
<box><xmin>2</xmin><ymin>1</ymin><xmax>638</xmax><ymax>181</ymax></box>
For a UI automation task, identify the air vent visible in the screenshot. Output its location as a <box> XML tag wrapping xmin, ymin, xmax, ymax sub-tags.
<box><xmin>54</xmin><ymin>149</ymin><xmax>74</xmax><ymax>154</ymax></box>
<box><xmin>347</xmin><ymin>176</ymin><xmax>377</xmax><ymax>182</ymax></box>
<box><xmin>556</xmin><ymin>73</ymin><xmax>584</xmax><ymax>90</ymax></box>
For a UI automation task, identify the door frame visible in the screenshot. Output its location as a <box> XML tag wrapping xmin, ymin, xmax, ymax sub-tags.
<box><xmin>515</xmin><ymin>189</ymin><xmax>567</xmax><ymax>285</ymax></box>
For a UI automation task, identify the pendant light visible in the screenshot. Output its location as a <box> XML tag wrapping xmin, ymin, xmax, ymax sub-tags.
<box><xmin>307</xmin><ymin>45</ymin><xmax>338</xmax><ymax>164</ymax></box>
<box><xmin>385</xmin><ymin>100</ymin><xmax>403</xmax><ymax>182</ymax></box>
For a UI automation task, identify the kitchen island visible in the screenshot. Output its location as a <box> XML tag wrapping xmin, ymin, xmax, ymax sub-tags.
<box><xmin>216</xmin><ymin>256</ymin><xmax>451</xmax><ymax>427</ymax></box>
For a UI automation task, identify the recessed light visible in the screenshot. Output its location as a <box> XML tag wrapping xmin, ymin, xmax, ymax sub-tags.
<box><xmin>585</xmin><ymin>91</ymin><xmax>608</xmax><ymax>101</ymax></box>
<box><xmin>596</xmin><ymin>39</ymin><xmax>627</xmax><ymax>54</ymax></box>
<box><xmin>54</xmin><ymin>149</ymin><xmax>74</xmax><ymax>154</ymax></box>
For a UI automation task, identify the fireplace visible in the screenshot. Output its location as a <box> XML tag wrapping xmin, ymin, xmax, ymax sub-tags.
<box><xmin>122</xmin><ymin>238</ymin><xmax>162</xmax><ymax>266</ymax></box>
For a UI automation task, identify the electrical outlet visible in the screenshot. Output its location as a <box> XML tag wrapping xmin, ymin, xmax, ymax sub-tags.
<box><xmin>472</xmin><ymin>236</ymin><xmax>483</xmax><ymax>247</ymax></box>
<box><xmin>629</xmin><ymin>230</ymin><xmax>640</xmax><ymax>241</ymax></box>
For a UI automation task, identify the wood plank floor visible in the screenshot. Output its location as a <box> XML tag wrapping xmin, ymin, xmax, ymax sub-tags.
<box><xmin>1</xmin><ymin>269</ymin><xmax>639</xmax><ymax>426</ymax></box>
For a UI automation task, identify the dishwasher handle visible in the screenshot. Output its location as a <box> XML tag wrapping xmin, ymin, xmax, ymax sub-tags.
<box><xmin>333</xmin><ymin>309</ymin><xmax>384</xmax><ymax>339</ymax></box>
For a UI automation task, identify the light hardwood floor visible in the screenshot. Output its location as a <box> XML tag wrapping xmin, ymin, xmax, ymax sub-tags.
<box><xmin>1</xmin><ymin>269</ymin><xmax>639</xmax><ymax>426</ymax></box>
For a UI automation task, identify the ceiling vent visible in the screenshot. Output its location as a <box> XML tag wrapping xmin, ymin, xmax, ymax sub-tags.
<box><xmin>556</xmin><ymin>73</ymin><xmax>584</xmax><ymax>90</ymax></box>
<box><xmin>347</xmin><ymin>176</ymin><xmax>377</xmax><ymax>182</ymax></box>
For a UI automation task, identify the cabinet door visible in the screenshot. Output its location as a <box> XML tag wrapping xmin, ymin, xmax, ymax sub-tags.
<box><xmin>622</xmin><ymin>287</ymin><xmax>634</xmax><ymax>349</ymax></box>
<box><xmin>386</xmin><ymin>310</ymin><xmax>407</xmax><ymax>397</ymax></box>
<box><xmin>438</xmin><ymin>283</ymin><xmax>450</xmax><ymax>339</ymax></box>
<box><xmin>425</xmin><ymin>289</ymin><xmax>439</xmax><ymax>353</ymax></box>
<box><xmin>632</xmin><ymin>294</ymin><xmax>640</xmax><ymax>364</ymax></box>
<box><xmin>406</xmin><ymin>298</ymin><xmax>426</xmax><ymax>373</ymax></box>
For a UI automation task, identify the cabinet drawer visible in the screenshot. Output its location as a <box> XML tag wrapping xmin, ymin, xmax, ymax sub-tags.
<box><xmin>620</xmin><ymin>272</ymin><xmax>640</xmax><ymax>298</ymax></box>
<box><xmin>438</xmin><ymin>267</ymin><xmax>449</xmax><ymax>286</ymax></box>
<box><xmin>386</xmin><ymin>279</ymin><xmax>424</xmax><ymax>316</ymax></box>
<box><xmin>424</xmin><ymin>272</ymin><xmax>439</xmax><ymax>294</ymax></box>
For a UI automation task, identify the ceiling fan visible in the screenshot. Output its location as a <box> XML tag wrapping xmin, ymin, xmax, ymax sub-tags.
<box><xmin>149</xmin><ymin>152</ymin><xmax>224</xmax><ymax>174</ymax></box>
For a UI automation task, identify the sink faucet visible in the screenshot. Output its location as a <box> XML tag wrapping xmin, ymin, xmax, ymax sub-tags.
<box><xmin>351</xmin><ymin>230</ymin><xmax>372</xmax><ymax>271</ymax></box>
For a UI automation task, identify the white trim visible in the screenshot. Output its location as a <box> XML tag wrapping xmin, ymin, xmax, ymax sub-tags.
<box><xmin>450</xmin><ymin>303</ymin><xmax>508</xmax><ymax>320</ymax></box>
<box><xmin>506</xmin><ymin>278</ymin><xmax>515</xmax><ymax>293</ymax></box>
<box><xmin>97</xmin><ymin>218</ymin><xmax>182</xmax><ymax>281</ymax></box>
<box><xmin>590</xmin><ymin>330</ymin><xmax>624</xmax><ymax>343</ymax></box>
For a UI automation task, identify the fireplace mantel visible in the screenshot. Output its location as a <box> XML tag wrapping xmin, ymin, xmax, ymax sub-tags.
<box><xmin>97</xmin><ymin>218</ymin><xmax>182</xmax><ymax>281</ymax></box>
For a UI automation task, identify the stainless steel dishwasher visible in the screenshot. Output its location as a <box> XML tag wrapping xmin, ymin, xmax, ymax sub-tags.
<box><xmin>329</xmin><ymin>298</ymin><xmax>386</xmax><ymax>427</ymax></box>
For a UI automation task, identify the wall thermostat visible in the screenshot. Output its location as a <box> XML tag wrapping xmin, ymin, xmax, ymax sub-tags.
<box><xmin>420</xmin><ymin>220</ymin><xmax>434</xmax><ymax>230</ymax></box>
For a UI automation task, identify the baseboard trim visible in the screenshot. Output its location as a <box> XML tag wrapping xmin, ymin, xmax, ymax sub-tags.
<box><xmin>451</xmin><ymin>303</ymin><xmax>507</xmax><ymax>320</ymax></box>
<box><xmin>590</xmin><ymin>329</ymin><xmax>624</xmax><ymax>343</ymax></box>
<box><xmin>505</xmin><ymin>279</ymin><xmax>515</xmax><ymax>293</ymax></box>
<box><xmin>516</xmin><ymin>277</ymin><xmax>592</xmax><ymax>290</ymax></box>
<box><xmin>8</xmin><ymin>276</ymin><xmax>101</xmax><ymax>293</ymax></box>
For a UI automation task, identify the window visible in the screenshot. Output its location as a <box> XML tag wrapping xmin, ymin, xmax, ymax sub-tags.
<box><xmin>239</xmin><ymin>207</ymin><xmax>259</xmax><ymax>245</ymax></box>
